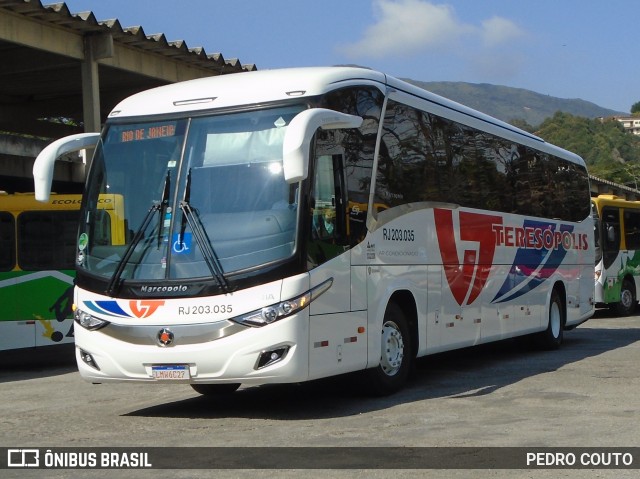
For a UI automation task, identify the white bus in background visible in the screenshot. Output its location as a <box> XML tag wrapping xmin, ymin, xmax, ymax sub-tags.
<box><xmin>34</xmin><ymin>67</ymin><xmax>594</xmax><ymax>396</ymax></box>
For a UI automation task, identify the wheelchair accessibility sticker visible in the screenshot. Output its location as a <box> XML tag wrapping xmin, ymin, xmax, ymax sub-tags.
<box><xmin>172</xmin><ymin>233</ymin><xmax>192</xmax><ymax>254</ymax></box>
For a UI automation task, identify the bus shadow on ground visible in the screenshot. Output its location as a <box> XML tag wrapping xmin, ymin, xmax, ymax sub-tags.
<box><xmin>125</xmin><ymin>319</ymin><xmax>640</xmax><ymax>420</ymax></box>
<box><xmin>0</xmin><ymin>343</ymin><xmax>76</xmax><ymax>383</ymax></box>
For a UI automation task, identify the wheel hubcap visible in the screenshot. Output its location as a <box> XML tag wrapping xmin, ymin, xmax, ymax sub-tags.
<box><xmin>380</xmin><ymin>321</ymin><xmax>404</xmax><ymax>376</ymax></box>
<box><xmin>550</xmin><ymin>302</ymin><xmax>561</xmax><ymax>338</ymax></box>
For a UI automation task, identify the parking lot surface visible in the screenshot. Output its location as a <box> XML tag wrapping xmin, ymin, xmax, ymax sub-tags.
<box><xmin>1</xmin><ymin>309</ymin><xmax>639</xmax><ymax>478</ymax></box>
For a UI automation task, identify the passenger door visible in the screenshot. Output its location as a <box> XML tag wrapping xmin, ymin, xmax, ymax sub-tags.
<box><xmin>307</xmin><ymin>153</ymin><xmax>367</xmax><ymax>379</ymax></box>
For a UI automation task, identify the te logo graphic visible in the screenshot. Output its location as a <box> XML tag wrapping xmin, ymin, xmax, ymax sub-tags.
<box><xmin>129</xmin><ymin>300</ymin><xmax>165</xmax><ymax>318</ymax></box>
<box><xmin>434</xmin><ymin>209</ymin><xmax>502</xmax><ymax>307</ymax></box>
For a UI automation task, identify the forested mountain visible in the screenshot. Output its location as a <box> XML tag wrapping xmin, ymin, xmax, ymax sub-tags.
<box><xmin>405</xmin><ymin>79</ymin><xmax>627</xmax><ymax>127</ymax></box>
<box><xmin>535</xmin><ymin>112</ymin><xmax>640</xmax><ymax>185</ymax></box>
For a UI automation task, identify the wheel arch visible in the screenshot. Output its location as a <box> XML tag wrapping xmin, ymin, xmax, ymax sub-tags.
<box><xmin>387</xmin><ymin>289</ymin><xmax>419</xmax><ymax>360</ymax></box>
<box><xmin>550</xmin><ymin>280</ymin><xmax>567</xmax><ymax>329</ymax></box>
<box><xmin>615</xmin><ymin>274</ymin><xmax>637</xmax><ymax>316</ymax></box>
<box><xmin>533</xmin><ymin>280</ymin><xmax>567</xmax><ymax>350</ymax></box>
<box><xmin>622</xmin><ymin>273</ymin><xmax>637</xmax><ymax>295</ymax></box>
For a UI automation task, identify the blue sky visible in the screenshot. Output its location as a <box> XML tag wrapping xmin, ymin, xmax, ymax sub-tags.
<box><xmin>62</xmin><ymin>0</ymin><xmax>637</xmax><ymax>113</ymax></box>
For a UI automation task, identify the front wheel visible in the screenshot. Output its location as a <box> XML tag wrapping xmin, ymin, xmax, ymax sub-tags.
<box><xmin>361</xmin><ymin>302</ymin><xmax>413</xmax><ymax>396</ymax></box>
<box><xmin>535</xmin><ymin>289</ymin><xmax>564</xmax><ymax>350</ymax></box>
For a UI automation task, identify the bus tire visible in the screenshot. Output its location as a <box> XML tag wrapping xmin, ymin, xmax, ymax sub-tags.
<box><xmin>536</xmin><ymin>288</ymin><xmax>564</xmax><ymax>350</ymax></box>
<box><xmin>615</xmin><ymin>279</ymin><xmax>636</xmax><ymax>316</ymax></box>
<box><xmin>362</xmin><ymin>302</ymin><xmax>413</xmax><ymax>396</ymax></box>
<box><xmin>191</xmin><ymin>383</ymin><xmax>240</xmax><ymax>396</ymax></box>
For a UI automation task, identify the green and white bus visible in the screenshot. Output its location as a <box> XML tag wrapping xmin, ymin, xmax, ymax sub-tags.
<box><xmin>592</xmin><ymin>194</ymin><xmax>640</xmax><ymax>315</ymax></box>
<box><xmin>0</xmin><ymin>192</ymin><xmax>123</xmax><ymax>350</ymax></box>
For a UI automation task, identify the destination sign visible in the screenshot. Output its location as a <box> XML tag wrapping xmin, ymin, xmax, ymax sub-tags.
<box><xmin>120</xmin><ymin>124</ymin><xmax>176</xmax><ymax>142</ymax></box>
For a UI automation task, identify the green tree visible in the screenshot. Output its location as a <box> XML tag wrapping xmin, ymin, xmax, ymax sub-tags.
<box><xmin>535</xmin><ymin>111</ymin><xmax>640</xmax><ymax>185</ymax></box>
<box><xmin>508</xmin><ymin>118</ymin><xmax>535</xmax><ymax>133</ymax></box>
<box><xmin>632</xmin><ymin>101</ymin><xmax>640</xmax><ymax>116</ymax></box>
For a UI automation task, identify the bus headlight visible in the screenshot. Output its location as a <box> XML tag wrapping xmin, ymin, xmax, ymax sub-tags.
<box><xmin>231</xmin><ymin>278</ymin><xmax>333</xmax><ymax>327</ymax></box>
<box><xmin>74</xmin><ymin>309</ymin><xmax>110</xmax><ymax>331</ymax></box>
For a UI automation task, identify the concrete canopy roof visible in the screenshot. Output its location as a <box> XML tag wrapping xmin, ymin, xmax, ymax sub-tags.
<box><xmin>0</xmin><ymin>0</ymin><xmax>256</xmax><ymax>139</ymax></box>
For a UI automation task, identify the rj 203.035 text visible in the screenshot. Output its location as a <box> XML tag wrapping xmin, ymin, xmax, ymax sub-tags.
<box><xmin>178</xmin><ymin>305</ymin><xmax>233</xmax><ymax>315</ymax></box>
<box><xmin>383</xmin><ymin>228</ymin><xmax>415</xmax><ymax>242</ymax></box>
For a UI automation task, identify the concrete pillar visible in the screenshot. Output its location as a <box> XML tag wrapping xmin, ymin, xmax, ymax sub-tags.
<box><xmin>80</xmin><ymin>33</ymin><xmax>113</xmax><ymax>176</ymax></box>
<box><xmin>81</xmin><ymin>33</ymin><xmax>113</xmax><ymax>133</ymax></box>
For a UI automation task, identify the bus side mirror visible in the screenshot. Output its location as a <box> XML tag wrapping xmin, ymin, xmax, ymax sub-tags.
<box><xmin>33</xmin><ymin>133</ymin><xmax>101</xmax><ymax>202</ymax></box>
<box><xmin>282</xmin><ymin>108</ymin><xmax>362</xmax><ymax>183</ymax></box>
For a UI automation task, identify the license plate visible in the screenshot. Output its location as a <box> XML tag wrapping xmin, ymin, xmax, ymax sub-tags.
<box><xmin>151</xmin><ymin>365</ymin><xmax>190</xmax><ymax>380</ymax></box>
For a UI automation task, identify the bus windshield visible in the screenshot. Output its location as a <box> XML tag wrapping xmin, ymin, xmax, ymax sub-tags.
<box><xmin>79</xmin><ymin>105</ymin><xmax>303</xmax><ymax>284</ymax></box>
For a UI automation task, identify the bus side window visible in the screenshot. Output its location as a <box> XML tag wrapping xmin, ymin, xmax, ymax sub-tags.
<box><xmin>311</xmin><ymin>155</ymin><xmax>337</xmax><ymax>241</ymax></box>
<box><xmin>602</xmin><ymin>208</ymin><xmax>620</xmax><ymax>248</ymax></box>
<box><xmin>0</xmin><ymin>212</ymin><xmax>15</xmax><ymax>271</ymax></box>
<box><xmin>602</xmin><ymin>207</ymin><xmax>621</xmax><ymax>270</ymax></box>
<box><xmin>17</xmin><ymin>211</ymin><xmax>78</xmax><ymax>270</ymax></box>
<box><xmin>624</xmin><ymin>209</ymin><xmax>640</xmax><ymax>250</ymax></box>
<box><xmin>308</xmin><ymin>154</ymin><xmax>346</xmax><ymax>267</ymax></box>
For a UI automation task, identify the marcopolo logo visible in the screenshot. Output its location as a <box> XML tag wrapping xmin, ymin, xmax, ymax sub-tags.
<box><xmin>140</xmin><ymin>285</ymin><xmax>188</xmax><ymax>293</ymax></box>
<box><xmin>434</xmin><ymin>208</ymin><xmax>589</xmax><ymax>307</ymax></box>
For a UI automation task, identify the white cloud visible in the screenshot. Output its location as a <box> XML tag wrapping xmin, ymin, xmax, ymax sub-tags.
<box><xmin>338</xmin><ymin>0</ymin><xmax>525</xmax><ymax>60</ymax></box>
<box><xmin>339</xmin><ymin>0</ymin><xmax>473</xmax><ymax>58</ymax></box>
<box><xmin>481</xmin><ymin>16</ymin><xmax>525</xmax><ymax>47</ymax></box>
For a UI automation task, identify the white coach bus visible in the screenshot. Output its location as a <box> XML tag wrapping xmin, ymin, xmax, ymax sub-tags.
<box><xmin>33</xmin><ymin>67</ymin><xmax>594</xmax><ymax>396</ymax></box>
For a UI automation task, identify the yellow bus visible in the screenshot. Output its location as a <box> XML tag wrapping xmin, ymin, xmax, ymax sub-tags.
<box><xmin>0</xmin><ymin>192</ymin><xmax>124</xmax><ymax>350</ymax></box>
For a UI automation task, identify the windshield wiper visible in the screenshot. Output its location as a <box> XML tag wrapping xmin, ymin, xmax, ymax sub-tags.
<box><xmin>179</xmin><ymin>168</ymin><xmax>230</xmax><ymax>293</ymax></box>
<box><xmin>178</xmin><ymin>168</ymin><xmax>192</xmax><ymax>249</ymax></box>
<box><xmin>157</xmin><ymin>170</ymin><xmax>171</xmax><ymax>248</ymax></box>
<box><xmin>106</xmin><ymin>171</ymin><xmax>171</xmax><ymax>296</ymax></box>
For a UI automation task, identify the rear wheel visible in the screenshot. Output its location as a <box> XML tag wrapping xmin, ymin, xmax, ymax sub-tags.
<box><xmin>535</xmin><ymin>288</ymin><xmax>564</xmax><ymax>350</ymax></box>
<box><xmin>362</xmin><ymin>302</ymin><xmax>413</xmax><ymax>396</ymax></box>
<box><xmin>615</xmin><ymin>279</ymin><xmax>636</xmax><ymax>316</ymax></box>
<box><xmin>191</xmin><ymin>383</ymin><xmax>240</xmax><ymax>396</ymax></box>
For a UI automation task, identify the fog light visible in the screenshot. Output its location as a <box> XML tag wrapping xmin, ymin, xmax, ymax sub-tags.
<box><xmin>79</xmin><ymin>349</ymin><xmax>100</xmax><ymax>371</ymax></box>
<box><xmin>255</xmin><ymin>347</ymin><xmax>289</xmax><ymax>369</ymax></box>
